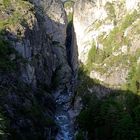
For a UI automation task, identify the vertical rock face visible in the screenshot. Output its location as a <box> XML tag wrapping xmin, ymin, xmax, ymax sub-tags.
<box><xmin>74</xmin><ymin>1</ymin><xmax>140</xmax><ymax>139</ymax></box>
<box><xmin>3</xmin><ymin>0</ymin><xmax>72</xmax><ymax>88</ymax></box>
<box><xmin>30</xmin><ymin>0</ymin><xmax>68</xmax><ymax>46</ymax></box>
<box><xmin>0</xmin><ymin>0</ymin><xmax>72</xmax><ymax>139</ymax></box>
<box><xmin>70</xmin><ymin>25</ymin><xmax>79</xmax><ymax>73</ymax></box>
<box><xmin>73</xmin><ymin>0</ymin><xmax>140</xmax><ymax>87</ymax></box>
<box><xmin>73</xmin><ymin>0</ymin><xmax>104</xmax><ymax>63</ymax></box>
<box><xmin>64</xmin><ymin>0</ymin><xmax>79</xmax><ymax>73</ymax></box>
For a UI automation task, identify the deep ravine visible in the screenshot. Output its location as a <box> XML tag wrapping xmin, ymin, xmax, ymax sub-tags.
<box><xmin>53</xmin><ymin>5</ymin><xmax>79</xmax><ymax>138</ymax></box>
<box><xmin>53</xmin><ymin>26</ymin><xmax>78</xmax><ymax>139</ymax></box>
<box><xmin>53</xmin><ymin>76</ymin><xmax>76</xmax><ymax>140</ymax></box>
<box><xmin>0</xmin><ymin>0</ymin><xmax>80</xmax><ymax>139</ymax></box>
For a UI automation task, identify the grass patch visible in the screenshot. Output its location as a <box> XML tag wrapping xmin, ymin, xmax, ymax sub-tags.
<box><xmin>64</xmin><ymin>0</ymin><xmax>74</xmax><ymax>9</ymax></box>
<box><xmin>98</xmin><ymin>10</ymin><xmax>139</xmax><ymax>58</ymax></box>
<box><xmin>105</xmin><ymin>2</ymin><xmax>116</xmax><ymax>20</ymax></box>
<box><xmin>3</xmin><ymin>0</ymin><xmax>11</xmax><ymax>8</ymax></box>
<box><xmin>121</xmin><ymin>10</ymin><xmax>139</xmax><ymax>30</ymax></box>
<box><xmin>127</xmin><ymin>50</ymin><xmax>140</xmax><ymax>94</ymax></box>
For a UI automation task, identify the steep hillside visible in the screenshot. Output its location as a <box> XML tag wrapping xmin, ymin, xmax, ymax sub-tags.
<box><xmin>1</xmin><ymin>0</ymin><xmax>140</xmax><ymax>140</ymax></box>
<box><xmin>73</xmin><ymin>0</ymin><xmax>140</xmax><ymax>140</ymax></box>
<box><xmin>74</xmin><ymin>0</ymin><xmax>140</xmax><ymax>88</ymax></box>
<box><xmin>0</xmin><ymin>0</ymin><xmax>72</xmax><ymax>139</ymax></box>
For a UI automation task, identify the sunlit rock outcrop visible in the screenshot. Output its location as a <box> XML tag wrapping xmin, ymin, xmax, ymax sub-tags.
<box><xmin>73</xmin><ymin>0</ymin><xmax>140</xmax><ymax>87</ymax></box>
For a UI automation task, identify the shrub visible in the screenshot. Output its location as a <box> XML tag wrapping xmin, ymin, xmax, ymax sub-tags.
<box><xmin>3</xmin><ymin>0</ymin><xmax>11</xmax><ymax>8</ymax></box>
<box><xmin>0</xmin><ymin>37</ymin><xmax>16</xmax><ymax>71</ymax></box>
<box><xmin>76</xmin><ymin>67</ymin><xmax>140</xmax><ymax>140</ymax></box>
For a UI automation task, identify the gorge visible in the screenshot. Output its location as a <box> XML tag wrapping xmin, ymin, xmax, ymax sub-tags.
<box><xmin>0</xmin><ymin>0</ymin><xmax>140</xmax><ymax>140</ymax></box>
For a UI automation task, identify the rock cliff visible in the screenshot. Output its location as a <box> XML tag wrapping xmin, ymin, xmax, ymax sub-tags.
<box><xmin>73</xmin><ymin>1</ymin><xmax>140</xmax><ymax>139</ymax></box>
<box><xmin>1</xmin><ymin>0</ymin><xmax>140</xmax><ymax>139</ymax></box>
<box><xmin>73</xmin><ymin>0</ymin><xmax>140</xmax><ymax>87</ymax></box>
<box><xmin>0</xmin><ymin>0</ymin><xmax>72</xmax><ymax>139</ymax></box>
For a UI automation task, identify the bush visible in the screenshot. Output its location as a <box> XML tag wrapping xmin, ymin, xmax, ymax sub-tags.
<box><xmin>76</xmin><ymin>67</ymin><xmax>140</xmax><ymax>140</ymax></box>
<box><xmin>3</xmin><ymin>0</ymin><xmax>11</xmax><ymax>8</ymax></box>
<box><xmin>0</xmin><ymin>109</ymin><xmax>9</xmax><ymax>140</ymax></box>
<box><xmin>0</xmin><ymin>37</ymin><xmax>16</xmax><ymax>71</ymax></box>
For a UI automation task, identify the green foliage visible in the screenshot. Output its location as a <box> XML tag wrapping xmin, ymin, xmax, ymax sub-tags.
<box><xmin>86</xmin><ymin>10</ymin><xmax>140</xmax><ymax>77</ymax></box>
<box><xmin>3</xmin><ymin>0</ymin><xmax>11</xmax><ymax>8</ymax></box>
<box><xmin>7</xmin><ymin>12</ymin><xmax>22</xmax><ymax>25</ymax></box>
<box><xmin>127</xmin><ymin>63</ymin><xmax>140</xmax><ymax>94</ymax></box>
<box><xmin>64</xmin><ymin>0</ymin><xmax>74</xmax><ymax>9</ymax></box>
<box><xmin>87</xmin><ymin>43</ymin><xmax>106</xmax><ymax>69</ymax></box>
<box><xmin>67</xmin><ymin>12</ymin><xmax>73</xmax><ymax>23</ymax></box>
<box><xmin>76</xmin><ymin>67</ymin><xmax>140</xmax><ymax>140</ymax></box>
<box><xmin>0</xmin><ymin>36</ymin><xmax>16</xmax><ymax>71</ymax></box>
<box><xmin>127</xmin><ymin>50</ymin><xmax>140</xmax><ymax>94</ymax></box>
<box><xmin>132</xmin><ymin>20</ymin><xmax>140</xmax><ymax>34</ymax></box>
<box><xmin>121</xmin><ymin>10</ymin><xmax>139</xmax><ymax>30</ymax></box>
<box><xmin>0</xmin><ymin>111</ymin><xmax>9</xmax><ymax>140</ymax></box>
<box><xmin>113</xmin><ymin>114</ymin><xmax>135</xmax><ymax>140</ymax></box>
<box><xmin>87</xmin><ymin>26</ymin><xmax>129</xmax><ymax>72</ymax></box>
<box><xmin>86</xmin><ymin>44</ymin><xmax>96</xmax><ymax>71</ymax></box>
<box><xmin>0</xmin><ymin>0</ymin><xmax>34</xmax><ymax>30</ymax></box>
<box><xmin>99</xmin><ymin>26</ymin><xmax>127</xmax><ymax>57</ymax></box>
<box><xmin>77</xmin><ymin>91</ymin><xmax>140</xmax><ymax>140</ymax></box>
<box><xmin>105</xmin><ymin>2</ymin><xmax>116</xmax><ymax>20</ymax></box>
<box><xmin>0</xmin><ymin>11</ymin><xmax>25</xmax><ymax>30</ymax></box>
<box><xmin>0</xmin><ymin>20</ymin><xmax>8</xmax><ymax>30</ymax></box>
<box><xmin>0</xmin><ymin>29</ymin><xmax>28</xmax><ymax>72</ymax></box>
<box><xmin>76</xmin><ymin>130</ymin><xmax>85</xmax><ymax>140</ymax></box>
<box><xmin>87</xmin><ymin>43</ymin><xmax>96</xmax><ymax>64</ymax></box>
<box><xmin>76</xmin><ymin>65</ymin><xmax>99</xmax><ymax>96</ymax></box>
<box><xmin>96</xmin><ymin>10</ymin><xmax>139</xmax><ymax>62</ymax></box>
<box><xmin>64</xmin><ymin>0</ymin><xmax>74</xmax><ymax>23</ymax></box>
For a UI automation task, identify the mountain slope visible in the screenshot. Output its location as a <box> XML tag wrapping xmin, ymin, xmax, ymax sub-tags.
<box><xmin>73</xmin><ymin>0</ymin><xmax>140</xmax><ymax>140</ymax></box>
<box><xmin>74</xmin><ymin>0</ymin><xmax>140</xmax><ymax>89</ymax></box>
<box><xmin>0</xmin><ymin>0</ymin><xmax>72</xmax><ymax>139</ymax></box>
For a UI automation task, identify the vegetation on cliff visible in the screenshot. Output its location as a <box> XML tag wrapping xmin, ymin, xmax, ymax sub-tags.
<box><xmin>0</xmin><ymin>0</ymin><xmax>58</xmax><ymax>139</ymax></box>
<box><xmin>75</xmin><ymin>1</ymin><xmax>140</xmax><ymax>139</ymax></box>
<box><xmin>76</xmin><ymin>66</ymin><xmax>140</xmax><ymax>140</ymax></box>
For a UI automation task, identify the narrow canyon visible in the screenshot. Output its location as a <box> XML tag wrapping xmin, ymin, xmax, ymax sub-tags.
<box><xmin>0</xmin><ymin>0</ymin><xmax>140</xmax><ymax>140</ymax></box>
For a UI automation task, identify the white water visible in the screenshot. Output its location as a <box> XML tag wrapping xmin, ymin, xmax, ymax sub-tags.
<box><xmin>54</xmin><ymin>91</ymin><xmax>74</xmax><ymax>140</ymax></box>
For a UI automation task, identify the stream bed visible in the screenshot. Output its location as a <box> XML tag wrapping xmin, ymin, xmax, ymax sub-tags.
<box><xmin>54</xmin><ymin>90</ymin><xmax>74</xmax><ymax>140</ymax></box>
